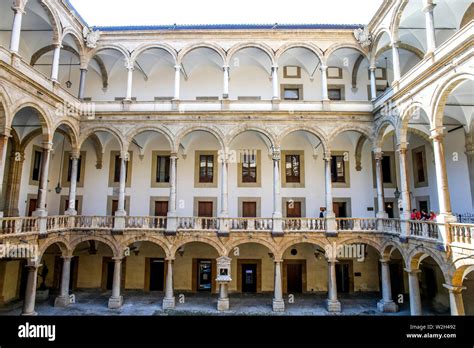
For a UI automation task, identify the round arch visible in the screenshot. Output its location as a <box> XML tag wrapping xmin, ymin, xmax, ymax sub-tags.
<box><xmin>399</xmin><ymin>102</ymin><xmax>431</xmax><ymax>143</ymax></box>
<box><xmin>61</xmin><ymin>29</ymin><xmax>85</xmax><ymax>65</ymax></box>
<box><xmin>370</xmin><ymin>27</ymin><xmax>393</xmax><ymax>65</ymax></box>
<box><xmin>276</xmin><ymin>126</ymin><xmax>329</xmax><ymax>152</ymax></box>
<box><xmin>70</xmin><ymin>235</ymin><xmax>121</xmax><ymax>258</ymax></box>
<box><xmin>451</xmin><ymin>263</ymin><xmax>474</xmax><ymax>287</ymax></box>
<box><xmin>407</xmin><ymin>247</ymin><xmax>448</xmax><ymax>281</ymax></box>
<box><xmin>431</xmin><ymin>73</ymin><xmax>474</xmax><ymax>129</ymax></box>
<box><xmin>38</xmin><ymin>237</ymin><xmax>71</xmax><ymax>260</ymax></box>
<box><xmin>338</xmin><ymin>237</ymin><xmax>383</xmax><ymax>257</ymax></box>
<box><xmin>173</xmin><ymin>126</ymin><xmax>225</xmax><ymax>153</ymax></box>
<box><xmin>225</xmin><ymin>238</ymin><xmax>279</xmax><ymax>259</ymax></box>
<box><xmin>374</xmin><ymin>118</ymin><xmax>399</xmax><ymax>149</ymax></box>
<box><xmin>51</xmin><ymin>120</ymin><xmax>80</xmax><ymax>151</ymax></box>
<box><xmin>131</xmin><ymin>43</ymin><xmax>178</xmax><ymax>64</ymax></box>
<box><xmin>276</xmin><ymin>238</ymin><xmax>329</xmax><ymax>261</ymax></box>
<box><xmin>87</xmin><ymin>44</ymin><xmax>130</xmax><ymax>65</ymax></box>
<box><xmin>275</xmin><ymin>42</ymin><xmax>323</xmax><ymax>62</ymax></box>
<box><xmin>226</xmin><ymin>42</ymin><xmax>276</xmax><ymax>66</ymax></box>
<box><xmin>78</xmin><ymin>126</ymin><xmax>125</xmax><ymax>151</ymax></box>
<box><xmin>170</xmin><ymin>238</ymin><xmax>226</xmax><ymax>258</ymax></box>
<box><xmin>389</xmin><ymin>0</ymin><xmax>409</xmax><ymax>42</ymax></box>
<box><xmin>9</xmin><ymin>102</ymin><xmax>53</xmax><ymax>140</ymax></box>
<box><xmin>125</xmin><ymin>126</ymin><xmax>174</xmax><ymax>151</ymax></box>
<box><xmin>324</xmin><ymin>43</ymin><xmax>370</xmax><ymax>64</ymax></box>
<box><xmin>226</xmin><ymin>125</ymin><xmax>277</xmax><ymax>149</ymax></box>
<box><xmin>380</xmin><ymin>241</ymin><xmax>407</xmax><ymax>264</ymax></box>
<box><xmin>327</xmin><ymin>125</ymin><xmax>374</xmax><ymax>145</ymax></box>
<box><xmin>177</xmin><ymin>43</ymin><xmax>226</xmax><ymax>65</ymax></box>
<box><xmin>121</xmin><ymin>235</ymin><xmax>172</xmax><ymax>259</ymax></box>
<box><xmin>37</xmin><ymin>0</ymin><xmax>62</xmax><ymax>44</ymax></box>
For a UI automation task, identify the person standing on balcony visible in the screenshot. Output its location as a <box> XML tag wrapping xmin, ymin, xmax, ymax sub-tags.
<box><xmin>429</xmin><ymin>211</ymin><xmax>437</xmax><ymax>221</ymax></box>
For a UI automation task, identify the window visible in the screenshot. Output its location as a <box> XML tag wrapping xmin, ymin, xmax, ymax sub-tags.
<box><xmin>67</xmin><ymin>157</ymin><xmax>82</xmax><ymax>183</ymax></box>
<box><xmin>285</xmin><ymin>155</ymin><xmax>301</xmax><ymax>183</ymax></box>
<box><xmin>113</xmin><ymin>155</ymin><xmax>128</xmax><ymax>183</ymax></box>
<box><xmin>412</xmin><ymin>146</ymin><xmax>428</xmax><ymax>187</ymax></box>
<box><xmin>331</xmin><ymin>155</ymin><xmax>346</xmax><ymax>183</ymax></box>
<box><xmin>382</xmin><ymin>156</ymin><xmax>392</xmax><ymax>183</ymax></box>
<box><xmin>199</xmin><ymin>155</ymin><xmax>214</xmax><ymax>183</ymax></box>
<box><xmin>32</xmin><ymin>150</ymin><xmax>42</xmax><ymax>181</ymax></box>
<box><xmin>156</xmin><ymin>155</ymin><xmax>170</xmax><ymax>183</ymax></box>
<box><xmin>283</xmin><ymin>66</ymin><xmax>301</xmax><ymax>78</ymax></box>
<box><xmin>242</xmin><ymin>152</ymin><xmax>257</xmax><ymax>183</ymax></box>
<box><xmin>328</xmin><ymin>88</ymin><xmax>342</xmax><ymax>101</ymax></box>
<box><xmin>283</xmin><ymin>88</ymin><xmax>300</xmax><ymax>100</ymax></box>
<box><xmin>415</xmin><ymin>152</ymin><xmax>425</xmax><ymax>183</ymax></box>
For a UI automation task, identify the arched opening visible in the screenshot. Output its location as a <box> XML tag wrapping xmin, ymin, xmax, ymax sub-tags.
<box><xmin>180</xmin><ymin>47</ymin><xmax>225</xmax><ymax>101</ymax></box>
<box><xmin>131</xmin><ymin>47</ymin><xmax>176</xmax><ymax>101</ymax></box>
<box><xmin>326</xmin><ymin>48</ymin><xmax>371</xmax><ymax>101</ymax></box>
<box><xmin>277</xmin><ymin>46</ymin><xmax>322</xmax><ymax>101</ymax></box>
<box><xmin>228</xmin><ymin>46</ymin><xmax>274</xmax><ymax>100</ymax></box>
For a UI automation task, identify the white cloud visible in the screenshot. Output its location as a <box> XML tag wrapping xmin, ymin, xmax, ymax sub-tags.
<box><xmin>69</xmin><ymin>0</ymin><xmax>383</xmax><ymax>26</ymax></box>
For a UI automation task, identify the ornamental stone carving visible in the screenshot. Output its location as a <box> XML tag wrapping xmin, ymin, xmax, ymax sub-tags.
<box><xmin>83</xmin><ymin>27</ymin><xmax>100</xmax><ymax>49</ymax></box>
<box><xmin>354</xmin><ymin>26</ymin><xmax>372</xmax><ymax>48</ymax></box>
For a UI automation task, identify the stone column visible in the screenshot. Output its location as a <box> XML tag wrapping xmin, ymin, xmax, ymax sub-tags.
<box><xmin>0</xmin><ymin>133</ymin><xmax>10</xmax><ymax>217</ymax></box>
<box><xmin>377</xmin><ymin>260</ymin><xmax>398</xmax><ymax>312</ymax></box>
<box><xmin>272</xmin><ymin>260</ymin><xmax>285</xmax><ymax>312</ymax></box>
<box><xmin>115</xmin><ymin>151</ymin><xmax>128</xmax><ymax>217</ymax></box>
<box><xmin>222</xmin><ymin>65</ymin><xmax>229</xmax><ymax>98</ymax></box>
<box><xmin>218</xmin><ymin>282</ymin><xmax>229</xmax><ymax>311</ymax></box>
<box><xmin>369</xmin><ymin>66</ymin><xmax>377</xmax><ymax>100</ymax></box>
<box><xmin>166</xmin><ymin>153</ymin><xmax>178</xmax><ymax>234</ymax></box>
<box><xmin>405</xmin><ymin>268</ymin><xmax>422</xmax><ymax>315</ymax></box>
<box><xmin>33</xmin><ymin>142</ymin><xmax>53</xmax><ymax>217</ymax></box>
<box><xmin>4</xmin><ymin>149</ymin><xmax>24</xmax><ymax>217</ymax></box>
<box><xmin>324</xmin><ymin>151</ymin><xmax>337</xmax><ymax>233</ymax></box>
<box><xmin>423</xmin><ymin>0</ymin><xmax>437</xmax><ymax>56</ymax></box>
<box><xmin>78</xmin><ymin>68</ymin><xmax>87</xmax><ymax>100</ymax></box>
<box><xmin>374</xmin><ymin>150</ymin><xmax>388</xmax><ymax>219</ymax></box>
<box><xmin>125</xmin><ymin>61</ymin><xmax>134</xmax><ymax>101</ymax></box>
<box><xmin>320</xmin><ymin>65</ymin><xmax>329</xmax><ymax>100</ymax></box>
<box><xmin>9</xmin><ymin>6</ymin><xmax>24</xmax><ymax>53</ymax></box>
<box><xmin>397</xmin><ymin>143</ymin><xmax>412</xmax><ymax>221</ymax></box>
<box><xmin>326</xmin><ymin>258</ymin><xmax>341</xmax><ymax>312</ymax></box>
<box><xmin>54</xmin><ymin>256</ymin><xmax>72</xmax><ymax>307</ymax></box>
<box><xmin>173</xmin><ymin>65</ymin><xmax>181</xmax><ymax>100</ymax></box>
<box><xmin>431</xmin><ymin>128</ymin><xmax>455</xmax><ymax>223</ymax></box>
<box><xmin>65</xmin><ymin>152</ymin><xmax>79</xmax><ymax>215</ymax></box>
<box><xmin>271</xmin><ymin>65</ymin><xmax>280</xmax><ymax>100</ymax></box>
<box><xmin>391</xmin><ymin>41</ymin><xmax>401</xmax><ymax>82</ymax></box>
<box><xmin>443</xmin><ymin>284</ymin><xmax>466</xmax><ymax>316</ymax></box>
<box><xmin>162</xmin><ymin>258</ymin><xmax>175</xmax><ymax>309</ymax></box>
<box><xmin>108</xmin><ymin>258</ymin><xmax>123</xmax><ymax>309</ymax></box>
<box><xmin>21</xmin><ymin>264</ymin><xmax>39</xmax><ymax>316</ymax></box>
<box><xmin>465</xmin><ymin>135</ymin><xmax>474</xmax><ymax>209</ymax></box>
<box><xmin>51</xmin><ymin>44</ymin><xmax>61</xmax><ymax>82</ymax></box>
<box><xmin>272</xmin><ymin>147</ymin><xmax>283</xmax><ymax>234</ymax></box>
<box><xmin>220</xmin><ymin>153</ymin><xmax>229</xmax><ymax>217</ymax></box>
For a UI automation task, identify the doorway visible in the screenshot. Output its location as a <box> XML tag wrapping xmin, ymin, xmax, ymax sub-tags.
<box><xmin>333</xmin><ymin>202</ymin><xmax>348</xmax><ymax>218</ymax></box>
<box><xmin>197</xmin><ymin>260</ymin><xmax>212</xmax><ymax>292</ymax></box>
<box><xmin>286</xmin><ymin>201</ymin><xmax>302</xmax><ymax>218</ymax></box>
<box><xmin>149</xmin><ymin>258</ymin><xmax>165</xmax><ymax>291</ymax></box>
<box><xmin>111</xmin><ymin>199</ymin><xmax>127</xmax><ymax>216</ymax></box>
<box><xmin>154</xmin><ymin>201</ymin><xmax>168</xmax><ymax>217</ymax></box>
<box><xmin>27</xmin><ymin>199</ymin><xmax>37</xmax><ymax>217</ymax></box>
<box><xmin>241</xmin><ymin>264</ymin><xmax>257</xmax><ymax>293</ymax></box>
<box><xmin>389</xmin><ymin>261</ymin><xmax>404</xmax><ymax>298</ymax></box>
<box><xmin>242</xmin><ymin>202</ymin><xmax>257</xmax><ymax>218</ymax></box>
<box><xmin>286</xmin><ymin>263</ymin><xmax>303</xmax><ymax>293</ymax></box>
<box><xmin>336</xmin><ymin>261</ymin><xmax>353</xmax><ymax>293</ymax></box>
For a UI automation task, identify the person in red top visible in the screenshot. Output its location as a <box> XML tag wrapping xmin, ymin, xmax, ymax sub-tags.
<box><xmin>429</xmin><ymin>211</ymin><xmax>437</xmax><ymax>220</ymax></box>
<box><xmin>410</xmin><ymin>209</ymin><xmax>421</xmax><ymax>220</ymax></box>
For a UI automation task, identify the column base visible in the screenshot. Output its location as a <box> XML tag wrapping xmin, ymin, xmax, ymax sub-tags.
<box><xmin>113</xmin><ymin>213</ymin><xmax>126</xmax><ymax>231</ymax></box>
<box><xmin>217</xmin><ymin>298</ymin><xmax>229</xmax><ymax>311</ymax></box>
<box><xmin>162</xmin><ymin>296</ymin><xmax>175</xmax><ymax>310</ymax></box>
<box><xmin>272</xmin><ymin>299</ymin><xmax>285</xmax><ymax>312</ymax></box>
<box><xmin>21</xmin><ymin>311</ymin><xmax>38</xmax><ymax>316</ymax></box>
<box><xmin>65</xmin><ymin>209</ymin><xmax>78</xmax><ymax>216</ymax></box>
<box><xmin>166</xmin><ymin>215</ymin><xmax>178</xmax><ymax>235</ymax></box>
<box><xmin>108</xmin><ymin>296</ymin><xmax>123</xmax><ymax>309</ymax></box>
<box><xmin>377</xmin><ymin>300</ymin><xmax>398</xmax><ymax>313</ymax></box>
<box><xmin>54</xmin><ymin>295</ymin><xmax>71</xmax><ymax>307</ymax></box>
<box><xmin>326</xmin><ymin>299</ymin><xmax>341</xmax><ymax>312</ymax></box>
<box><xmin>376</xmin><ymin>212</ymin><xmax>389</xmax><ymax>219</ymax></box>
<box><xmin>272</xmin><ymin>217</ymin><xmax>283</xmax><ymax>236</ymax></box>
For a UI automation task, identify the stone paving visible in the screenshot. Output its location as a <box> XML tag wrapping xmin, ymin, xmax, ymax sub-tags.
<box><xmin>0</xmin><ymin>290</ymin><xmax>448</xmax><ymax>316</ymax></box>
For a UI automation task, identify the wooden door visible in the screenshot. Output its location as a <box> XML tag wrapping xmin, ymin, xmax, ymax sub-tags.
<box><xmin>112</xmin><ymin>199</ymin><xmax>127</xmax><ymax>216</ymax></box>
<box><xmin>287</xmin><ymin>263</ymin><xmax>303</xmax><ymax>293</ymax></box>
<box><xmin>198</xmin><ymin>202</ymin><xmax>213</xmax><ymax>217</ymax></box>
<box><xmin>242</xmin><ymin>202</ymin><xmax>257</xmax><ymax>218</ymax></box>
<box><xmin>154</xmin><ymin>201</ymin><xmax>169</xmax><ymax>216</ymax></box>
<box><xmin>27</xmin><ymin>199</ymin><xmax>37</xmax><ymax>217</ymax></box>
<box><xmin>286</xmin><ymin>201</ymin><xmax>301</xmax><ymax>218</ymax></box>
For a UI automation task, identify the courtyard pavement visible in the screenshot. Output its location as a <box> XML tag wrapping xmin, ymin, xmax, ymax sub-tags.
<box><xmin>0</xmin><ymin>290</ymin><xmax>450</xmax><ymax>316</ymax></box>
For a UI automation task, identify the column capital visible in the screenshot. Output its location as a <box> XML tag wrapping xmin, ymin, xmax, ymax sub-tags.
<box><xmin>271</xmin><ymin>146</ymin><xmax>281</xmax><ymax>161</ymax></box>
<box><xmin>112</xmin><ymin>257</ymin><xmax>123</xmax><ymax>262</ymax></box>
<box><xmin>124</xmin><ymin>59</ymin><xmax>134</xmax><ymax>71</ymax></box>
<box><xmin>323</xmin><ymin>151</ymin><xmax>332</xmax><ymax>161</ymax></box>
<box><xmin>430</xmin><ymin>127</ymin><xmax>445</xmax><ymax>140</ymax></box>
<box><xmin>379</xmin><ymin>258</ymin><xmax>390</xmax><ymax>264</ymax></box>
<box><xmin>165</xmin><ymin>257</ymin><xmax>175</xmax><ymax>262</ymax></box>
<box><xmin>443</xmin><ymin>284</ymin><xmax>466</xmax><ymax>293</ymax></box>
<box><xmin>12</xmin><ymin>6</ymin><xmax>26</xmax><ymax>14</ymax></box>
<box><xmin>272</xmin><ymin>65</ymin><xmax>278</xmax><ymax>71</ymax></box>
<box><xmin>391</xmin><ymin>40</ymin><xmax>401</xmax><ymax>48</ymax></box>
<box><xmin>273</xmin><ymin>259</ymin><xmax>283</xmax><ymax>264</ymax></box>
<box><xmin>369</xmin><ymin>65</ymin><xmax>377</xmax><ymax>72</ymax></box>
<box><xmin>61</xmin><ymin>255</ymin><xmax>74</xmax><ymax>261</ymax></box>
<box><xmin>70</xmin><ymin>151</ymin><xmax>81</xmax><ymax>160</ymax></box>
<box><xmin>374</xmin><ymin>150</ymin><xmax>384</xmax><ymax>161</ymax></box>
<box><xmin>404</xmin><ymin>268</ymin><xmax>421</xmax><ymax>275</ymax></box>
<box><xmin>170</xmin><ymin>152</ymin><xmax>179</xmax><ymax>160</ymax></box>
<box><xmin>174</xmin><ymin>64</ymin><xmax>181</xmax><ymax>71</ymax></box>
<box><xmin>42</xmin><ymin>142</ymin><xmax>54</xmax><ymax>151</ymax></box>
<box><xmin>222</xmin><ymin>65</ymin><xmax>229</xmax><ymax>71</ymax></box>
<box><xmin>422</xmin><ymin>1</ymin><xmax>436</xmax><ymax>13</ymax></box>
<box><xmin>396</xmin><ymin>142</ymin><xmax>409</xmax><ymax>154</ymax></box>
<box><xmin>119</xmin><ymin>151</ymin><xmax>129</xmax><ymax>161</ymax></box>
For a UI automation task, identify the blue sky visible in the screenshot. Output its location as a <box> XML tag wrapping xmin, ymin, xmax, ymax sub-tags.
<box><xmin>69</xmin><ymin>0</ymin><xmax>383</xmax><ymax>26</ymax></box>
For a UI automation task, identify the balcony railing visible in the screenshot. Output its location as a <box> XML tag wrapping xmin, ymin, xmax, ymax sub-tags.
<box><xmin>0</xmin><ymin>216</ymin><xmax>472</xmax><ymax>249</ymax></box>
